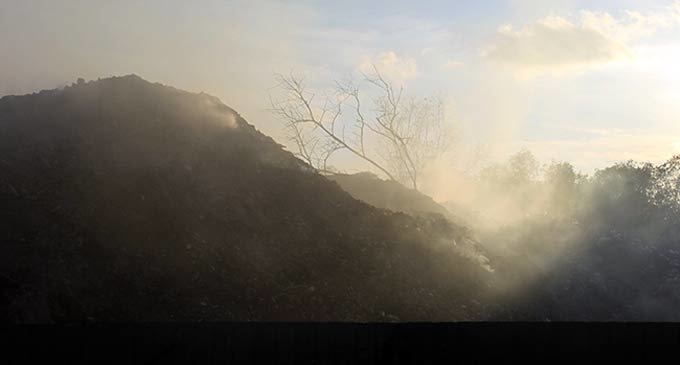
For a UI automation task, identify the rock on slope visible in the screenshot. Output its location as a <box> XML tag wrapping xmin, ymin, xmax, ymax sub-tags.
<box><xmin>0</xmin><ymin>75</ymin><xmax>496</xmax><ymax>322</ymax></box>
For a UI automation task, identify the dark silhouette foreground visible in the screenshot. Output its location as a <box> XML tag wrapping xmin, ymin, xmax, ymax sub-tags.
<box><xmin>0</xmin><ymin>75</ymin><xmax>493</xmax><ymax>322</ymax></box>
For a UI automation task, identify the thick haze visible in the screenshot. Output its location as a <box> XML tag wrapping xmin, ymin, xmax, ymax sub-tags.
<box><xmin>3</xmin><ymin>0</ymin><xmax>680</xmax><ymax>199</ymax></box>
<box><xmin>4</xmin><ymin>1</ymin><xmax>680</xmax><ymax>323</ymax></box>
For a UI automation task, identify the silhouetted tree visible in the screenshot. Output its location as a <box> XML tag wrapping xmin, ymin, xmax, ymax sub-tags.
<box><xmin>270</xmin><ymin>66</ymin><xmax>450</xmax><ymax>191</ymax></box>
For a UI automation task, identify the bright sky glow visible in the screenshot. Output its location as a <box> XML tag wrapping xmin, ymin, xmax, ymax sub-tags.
<box><xmin>2</xmin><ymin>0</ymin><xmax>680</xmax><ymax>180</ymax></box>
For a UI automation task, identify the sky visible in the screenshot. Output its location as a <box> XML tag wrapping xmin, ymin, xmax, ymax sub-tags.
<box><xmin>3</xmin><ymin>0</ymin><xmax>680</xmax><ymax>195</ymax></box>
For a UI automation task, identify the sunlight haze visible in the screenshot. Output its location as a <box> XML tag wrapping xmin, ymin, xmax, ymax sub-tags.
<box><xmin>2</xmin><ymin>0</ymin><xmax>680</xmax><ymax>198</ymax></box>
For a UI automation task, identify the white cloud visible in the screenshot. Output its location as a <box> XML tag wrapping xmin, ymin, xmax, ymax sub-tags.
<box><xmin>358</xmin><ymin>51</ymin><xmax>418</xmax><ymax>83</ymax></box>
<box><xmin>484</xmin><ymin>2</ymin><xmax>680</xmax><ymax>76</ymax></box>
<box><xmin>581</xmin><ymin>6</ymin><xmax>680</xmax><ymax>44</ymax></box>
<box><xmin>483</xmin><ymin>16</ymin><xmax>629</xmax><ymax>75</ymax></box>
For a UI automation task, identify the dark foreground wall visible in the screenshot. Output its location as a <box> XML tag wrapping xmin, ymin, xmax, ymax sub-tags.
<box><xmin>3</xmin><ymin>322</ymin><xmax>680</xmax><ymax>363</ymax></box>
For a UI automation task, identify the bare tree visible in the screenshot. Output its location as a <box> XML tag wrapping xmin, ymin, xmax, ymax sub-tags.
<box><xmin>270</xmin><ymin>66</ymin><xmax>450</xmax><ymax>191</ymax></box>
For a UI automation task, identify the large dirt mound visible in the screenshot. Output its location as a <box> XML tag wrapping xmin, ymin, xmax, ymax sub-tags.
<box><xmin>0</xmin><ymin>75</ymin><xmax>496</xmax><ymax>322</ymax></box>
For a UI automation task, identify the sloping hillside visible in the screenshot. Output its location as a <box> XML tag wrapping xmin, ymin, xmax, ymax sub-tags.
<box><xmin>0</xmin><ymin>75</ymin><xmax>496</xmax><ymax>322</ymax></box>
<box><xmin>327</xmin><ymin>172</ymin><xmax>492</xmax><ymax>272</ymax></box>
<box><xmin>327</xmin><ymin>172</ymin><xmax>450</xmax><ymax>217</ymax></box>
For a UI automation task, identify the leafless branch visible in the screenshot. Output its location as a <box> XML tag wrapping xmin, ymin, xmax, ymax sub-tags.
<box><xmin>270</xmin><ymin>67</ymin><xmax>451</xmax><ymax>190</ymax></box>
